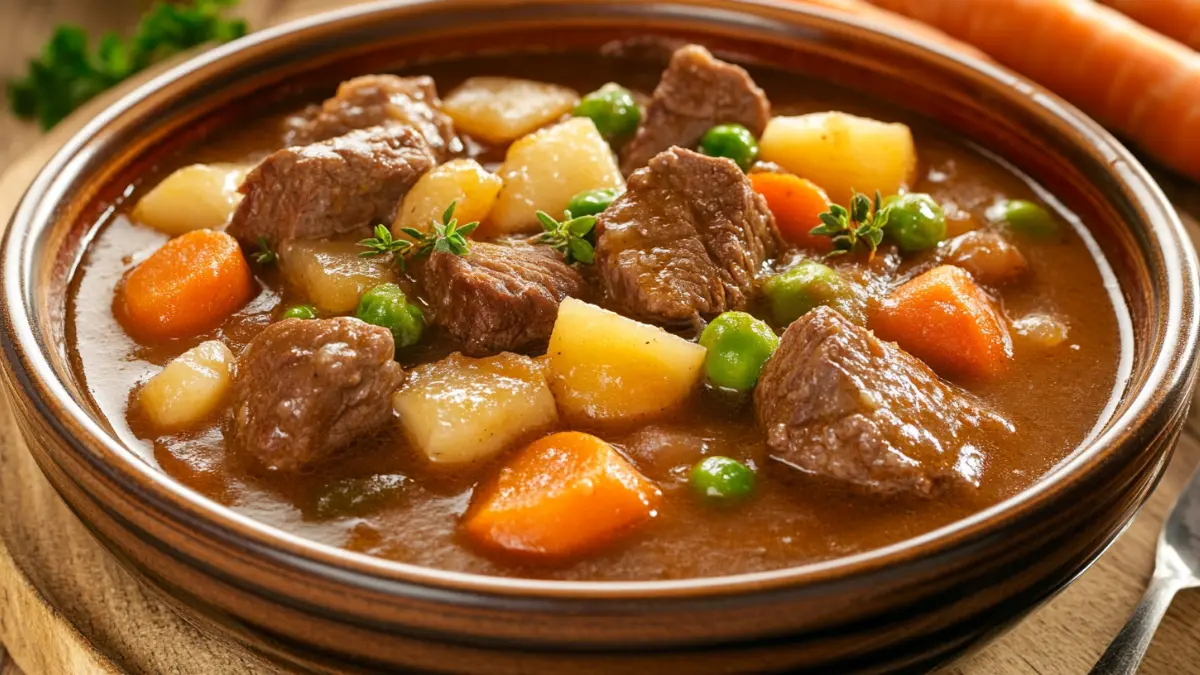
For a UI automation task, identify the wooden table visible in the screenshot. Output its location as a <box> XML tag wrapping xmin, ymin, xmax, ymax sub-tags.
<box><xmin>2</xmin><ymin>1</ymin><xmax>1200</xmax><ymax>673</ymax></box>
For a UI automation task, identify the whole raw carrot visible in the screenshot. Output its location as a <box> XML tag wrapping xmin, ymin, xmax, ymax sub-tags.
<box><xmin>797</xmin><ymin>0</ymin><xmax>986</xmax><ymax>58</ymax></box>
<box><xmin>866</xmin><ymin>0</ymin><xmax>1200</xmax><ymax>182</ymax></box>
<box><xmin>1101</xmin><ymin>0</ymin><xmax>1200</xmax><ymax>51</ymax></box>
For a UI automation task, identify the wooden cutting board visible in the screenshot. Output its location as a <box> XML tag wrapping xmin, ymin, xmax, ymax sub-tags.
<box><xmin>3</xmin><ymin>1</ymin><xmax>1200</xmax><ymax>673</ymax></box>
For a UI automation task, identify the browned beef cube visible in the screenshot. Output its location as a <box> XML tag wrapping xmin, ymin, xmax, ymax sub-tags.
<box><xmin>422</xmin><ymin>242</ymin><xmax>587</xmax><ymax>356</ymax></box>
<box><xmin>283</xmin><ymin>74</ymin><xmax>462</xmax><ymax>160</ymax></box>
<box><xmin>620</xmin><ymin>45</ymin><xmax>770</xmax><ymax>174</ymax></box>
<box><xmin>231</xmin><ymin>317</ymin><xmax>405</xmax><ymax>472</ymax></box>
<box><xmin>595</xmin><ymin>147</ymin><xmax>781</xmax><ymax>325</ymax></box>
<box><xmin>754</xmin><ymin>307</ymin><xmax>1013</xmax><ymax>497</ymax></box>
<box><xmin>227</xmin><ymin>126</ymin><xmax>435</xmax><ymax>246</ymax></box>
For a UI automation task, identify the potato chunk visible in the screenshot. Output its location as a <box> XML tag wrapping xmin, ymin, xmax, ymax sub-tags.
<box><xmin>392</xmin><ymin>353</ymin><xmax>559</xmax><ymax>466</ymax></box>
<box><xmin>547</xmin><ymin>298</ymin><xmax>706</xmax><ymax>423</ymax></box>
<box><xmin>392</xmin><ymin>159</ymin><xmax>501</xmax><ymax>236</ymax></box>
<box><xmin>132</xmin><ymin>163</ymin><xmax>249</xmax><ymax>235</ymax></box>
<box><xmin>138</xmin><ymin>340</ymin><xmax>235</xmax><ymax>431</ymax></box>
<box><xmin>758</xmin><ymin>112</ymin><xmax>916</xmax><ymax>204</ymax></box>
<box><xmin>490</xmin><ymin>118</ymin><xmax>624</xmax><ymax>235</ymax></box>
<box><xmin>443</xmin><ymin>77</ymin><xmax>580</xmax><ymax>145</ymax></box>
<box><xmin>278</xmin><ymin>239</ymin><xmax>398</xmax><ymax>313</ymax></box>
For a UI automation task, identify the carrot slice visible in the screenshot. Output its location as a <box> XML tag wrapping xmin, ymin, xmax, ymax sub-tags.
<box><xmin>871</xmin><ymin>265</ymin><xmax>1012</xmax><ymax>378</ymax></box>
<box><xmin>463</xmin><ymin>431</ymin><xmax>662</xmax><ymax>560</ymax></box>
<box><xmin>116</xmin><ymin>229</ymin><xmax>255</xmax><ymax>342</ymax></box>
<box><xmin>749</xmin><ymin>172</ymin><xmax>833</xmax><ymax>252</ymax></box>
<box><xmin>867</xmin><ymin>0</ymin><xmax>1200</xmax><ymax>183</ymax></box>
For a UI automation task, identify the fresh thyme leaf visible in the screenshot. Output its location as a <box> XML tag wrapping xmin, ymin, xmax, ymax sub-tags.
<box><xmin>8</xmin><ymin>0</ymin><xmax>247</xmax><ymax>130</ymax></box>
<box><xmin>252</xmin><ymin>236</ymin><xmax>276</xmax><ymax>265</ymax></box>
<box><xmin>534</xmin><ymin>209</ymin><xmax>597</xmax><ymax>265</ymax></box>
<box><xmin>360</xmin><ymin>201</ymin><xmax>479</xmax><ymax>267</ymax></box>
<box><xmin>411</xmin><ymin>201</ymin><xmax>479</xmax><ymax>259</ymax></box>
<box><xmin>809</xmin><ymin>190</ymin><xmax>889</xmax><ymax>258</ymax></box>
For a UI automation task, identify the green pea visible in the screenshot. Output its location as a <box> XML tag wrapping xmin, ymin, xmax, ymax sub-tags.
<box><xmin>881</xmin><ymin>193</ymin><xmax>947</xmax><ymax>252</ymax></box>
<box><xmin>281</xmin><ymin>304</ymin><xmax>318</xmax><ymax>320</ymax></box>
<box><xmin>763</xmin><ymin>261</ymin><xmax>850</xmax><ymax>325</ymax></box>
<box><xmin>690</xmin><ymin>456</ymin><xmax>755</xmax><ymax>503</ymax></box>
<box><xmin>355</xmin><ymin>283</ymin><xmax>424</xmax><ymax>348</ymax></box>
<box><xmin>574</xmin><ymin>84</ymin><xmax>641</xmax><ymax>139</ymax></box>
<box><xmin>698</xmin><ymin>311</ymin><xmax>779</xmax><ymax>391</ymax></box>
<box><xmin>699</xmin><ymin>123</ymin><xmax>758</xmax><ymax>171</ymax></box>
<box><xmin>567</xmin><ymin>187</ymin><xmax>622</xmax><ymax>217</ymax></box>
<box><xmin>990</xmin><ymin>198</ymin><xmax>1059</xmax><ymax>239</ymax></box>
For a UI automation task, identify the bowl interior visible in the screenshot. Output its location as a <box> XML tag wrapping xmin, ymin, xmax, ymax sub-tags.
<box><xmin>2</xmin><ymin>0</ymin><xmax>1193</xmax><ymax>596</ymax></box>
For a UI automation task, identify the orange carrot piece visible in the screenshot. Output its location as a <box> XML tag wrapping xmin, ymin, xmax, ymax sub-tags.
<box><xmin>1101</xmin><ymin>0</ymin><xmax>1200</xmax><ymax>51</ymax></box>
<box><xmin>750</xmin><ymin>172</ymin><xmax>834</xmax><ymax>252</ymax></box>
<box><xmin>115</xmin><ymin>229</ymin><xmax>255</xmax><ymax>342</ymax></box>
<box><xmin>796</xmin><ymin>0</ymin><xmax>987</xmax><ymax>59</ymax></box>
<box><xmin>866</xmin><ymin>0</ymin><xmax>1200</xmax><ymax>182</ymax></box>
<box><xmin>871</xmin><ymin>265</ymin><xmax>1012</xmax><ymax>378</ymax></box>
<box><xmin>463</xmin><ymin>431</ymin><xmax>662</xmax><ymax>560</ymax></box>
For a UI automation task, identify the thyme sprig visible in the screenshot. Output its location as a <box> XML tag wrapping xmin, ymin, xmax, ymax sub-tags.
<box><xmin>252</xmin><ymin>236</ymin><xmax>276</xmax><ymax>265</ymax></box>
<box><xmin>535</xmin><ymin>210</ymin><xmax>596</xmax><ymax>265</ymax></box>
<box><xmin>810</xmin><ymin>190</ymin><xmax>890</xmax><ymax>258</ymax></box>
<box><xmin>358</xmin><ymin>201</ymin><xmax>479</xmax><ymax>268</ymax></box>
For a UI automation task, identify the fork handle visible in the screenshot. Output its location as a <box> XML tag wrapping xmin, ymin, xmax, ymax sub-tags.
<box><xmin>1089</xmin><ymin>574</ymin><xmax>1183</xmax><ymax>675</ymax></box>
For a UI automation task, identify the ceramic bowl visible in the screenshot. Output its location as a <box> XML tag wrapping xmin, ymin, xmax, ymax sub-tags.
<box><xmin>2</xmin><ymin>1</ymin><xmax>1198</xmax><ymax>672</ymax></box>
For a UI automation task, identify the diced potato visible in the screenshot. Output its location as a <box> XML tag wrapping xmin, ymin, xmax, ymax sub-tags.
<box><xmin>278</xmin><ymin>239</ymin><xmax>398</xmax><ymax>313</ymax></box>
<box><xmin>138</xmin><ymin>340</ymin><xmax>235</xmax><ymax>431</ymax></box>
<box><xmin>1013</xmin><ymin>313</ymin><xmax>1069</xmax><ymax>348</ymax></box>
<box><xmin>490</xmin><ymin>118</ymin><xmax>624</xmax><ymax>235</ymax></box>
<box><xmin>392</xmin><ymin>159</ymin><xmax>501</xmax><ymax>236</ymax></box>
<box><xmin>758</xmin><ymin>112</ymin><xmax>916</xmax><ymax>205</ymax></box>
<box><xmin>392</xmin><ymin>353</ymin><xmax>559</xmax><ymax>466</ymax></box>
<box><xmin>443</xmin><ymin>77</ymin><xmax>580</xmax><ymax>145</ymax></box>
<box><xmin>547</xmin><ymin>298</ymin><xmax>706</xmax><ymax>423</ymax></box>
<box><xmin>132</xmin><ymin>163</ymin><xmax>249</xmax><ymax>235</ymax></box>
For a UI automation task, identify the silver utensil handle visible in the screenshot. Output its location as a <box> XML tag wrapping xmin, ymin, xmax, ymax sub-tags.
<box><xmin>1089</xmin><ymin>575</ymin><xmax>1182</xmax><ymax>675</ymax></box>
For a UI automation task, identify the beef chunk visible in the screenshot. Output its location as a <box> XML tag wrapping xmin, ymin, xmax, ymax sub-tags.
<box><xmin>231</xmin><ymin>317</ymin><xmax>405</xmax><ymax>472</ymax></box>
<box><xmin>621</xmin><ymin>45</ymin><xmax>770</xmax><ymax>174</ymax></box>
<box><xmin>595</xmin><ymin>147</ymin><xmax>781</xmax><ymax>325</ymax></box>
<box><xmin>754</xmin><ymin>307</ymin><xmax>1013</xmax><ymax>497</ymax></box>
<box><xmin>283</xmin><ymin>74</ymin><xmax>461</xmax><ymax>159</ymax></box>
<box><xmin>423</xmin><ymin>242</ymin><xmax>587</xmax><ymax>356</ymax></box>
<box><xmin>227</xmin><ymin>126</ymin><xmax>435</xmax><ymax>246</ymax></box>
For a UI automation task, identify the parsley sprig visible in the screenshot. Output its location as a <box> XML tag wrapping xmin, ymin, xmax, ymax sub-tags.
<box><xmin>535</xmin><ymin>210</ymin><xmax>597</xmax><ymax>265</ymax></box>
<box><xmin>810</xmin><ymin>190</ymin><xmax>890</xmax><ymax>257</ymax></box>
<box><xmin>7</xmin><ymin>0</ymin><xmax>247</xmax><ymax>130</ymax></box>
<box><xmin>359</xmin><ymin>201</ymin><xmax>479</xmax><ymax>267</ymax></box>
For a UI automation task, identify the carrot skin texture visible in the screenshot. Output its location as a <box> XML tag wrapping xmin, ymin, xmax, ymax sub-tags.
<box><xmin>750</xmin><ymin>172</ymin><xmax>834</xmax><ymax>252</ymax></box>
<box><xmin>463</xmin><ymin>431</ymin><xmax>662</xmax><ymax>560</ymax></box>
<box><xmin>871</xmin><ymin>265</ymin><xmax>1012</xmax><ymax>378</ymax></box>
<box><xmin>867</xmin><ymin>0</ymin><xmax>1200</xmax><ymax>183</ymax></box>
<box><xmin>1101</xmin><ymin>0</ymin><xmax>1200</xmax><ymax>51</ymax></box>
<box><xmin>116</xmin><ymin>229</ymin><xmax>256</xmax><ymax>342</ymax></box>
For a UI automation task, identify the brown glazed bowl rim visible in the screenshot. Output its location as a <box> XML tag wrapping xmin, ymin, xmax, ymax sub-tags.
<box><xmin>2</xmin><ymin>0</ymin><xmax>1197</xmax><ymax>601</ymax></box>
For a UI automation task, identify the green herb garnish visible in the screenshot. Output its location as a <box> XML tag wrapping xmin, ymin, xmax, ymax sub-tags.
<box><xmin>7</xmin><ymin>0</ymin><xmax>248</xmax><ymax>130</ymax></box>
<box><xmin>359</xmin><ymin>201</ymin><xmax>479</xmax><ymax>267</ymax></box>
<box><xmin>810</xmin><ymin>190</ymin><xmax>890</xmax><ymax>258</ymax></box>
<box><xmin>252</xmin><ymin>236</ymin><xmax>276</xmax><ymax>265</ymax></box>
<box><xmin>535</xmin><ymin>210</ymin><xmax>597</xmax><ymax>265</ymax></box>
<box><xmin>358</xmin><ymin>224</ymin><xmax>412</xmax><ymax>261</ymax></box>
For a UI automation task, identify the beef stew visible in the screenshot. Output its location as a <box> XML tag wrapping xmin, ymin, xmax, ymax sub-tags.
<box><xmin>66</xmin><ymin>44</ymin><xmax>1129</xmax><ymax>581</ymax></box>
